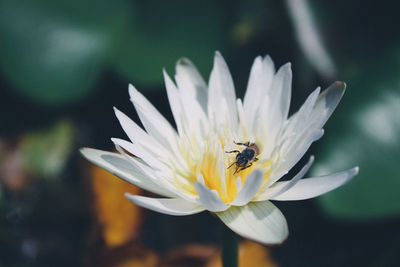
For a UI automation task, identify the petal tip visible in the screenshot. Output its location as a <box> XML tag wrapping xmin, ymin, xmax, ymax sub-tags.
<box><xmin>214</xmin><ymin>51</ymin><xmax>227</xmax><ymax>65</ymax></box>
<box><xmin>326</xmin><ymin>81</ymin><xmax>346</xmax><ymax>97</ymax></box>
<box><xmin>353</xmin><ymin>166</ymin><xmax>360</xmax><ymax>175</ymax></box>
<box><xmin>163</xmin><ymin>69</ymin><xmax>174</xmax><ymax>84</ymax></box>
<box><xmin>128</xmin><ymin>84</ymin><xmax>138</xmax><ymax>100</ymax></box>
<box><xmin>263</xmin><ymin>54</ymin><xmax>271</xmax><ymax>60</ymax></box>
<box><xmin>113</xmin><ymin>106</ymin><xmax>123</xmax><ymax>118</ymax></box>
<box><xmin>79</xmin><ymin>147</ymin><xmax>89</xmax><ymax>157</ymax></box>
<box><xmin>334</xmin><ymin>81</ymin><xmax>346</xmax><ymax>89</ymax></box>
<box><xmin>177</xmin><ymin>57</ymin><xmax>192</xmax><ymax>66</ymax></box>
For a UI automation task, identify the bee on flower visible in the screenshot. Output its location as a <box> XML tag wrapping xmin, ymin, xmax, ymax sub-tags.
<box><xmin>81</xmin><ymin>52</ymin><xmax>358</xmax><ymax>245</ymax></box>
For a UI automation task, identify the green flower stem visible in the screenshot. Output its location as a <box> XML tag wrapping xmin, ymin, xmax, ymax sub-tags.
<box><xmin>221</xmin><ymin>224</ymin><xmax>238</xmax><ymax>267</ymax></box>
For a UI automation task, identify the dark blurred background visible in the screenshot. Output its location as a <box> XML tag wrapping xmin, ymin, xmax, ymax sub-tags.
<box><xmin>1</xmin><ymin>0</ymin><xmax>400</xmax><ymax>266</ymax></box>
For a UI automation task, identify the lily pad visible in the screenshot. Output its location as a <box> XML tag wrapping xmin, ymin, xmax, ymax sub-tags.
<box><xmin>0</xmin><ymin>0</ymin><xmax>130</xmax><ymax>105</ymax></box>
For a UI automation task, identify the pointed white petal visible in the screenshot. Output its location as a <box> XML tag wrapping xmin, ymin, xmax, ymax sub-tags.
<box><xmin>112</xmin><ymin>142</ymin><xmax>196</xmax><ymax>201</ymax></box>
<box><xmin>217</xmin><ymin>201</ymin><xmax>288</xmax><ymax>245</ymax></box>
<box><xmin>80</xmin><ymin>148</ymin><xmax>176</xmax><ymax>197</ymax></box>
<box><xmin>243</xmin><ymin>55</ymin><xmax>275</xmax><ymax>128</ymax></box>
<box><xmin>113</xmin><ymin>107</ymin><xmax>148</xmax><ymax>143</ymax></box>
<box><xmin>194</xmin><ymin>182</ymin><xmax>229</xmax><ymax>212</ymax></box>
<box><xmin>267</xmin><ymin>63</ymin><xmax>292</xmax><ymax>124</ymax></box>
<box><xmin>212</xmin><ymin>51</ymin><xmax>237</xmax><ymax>112</ymax></box>
<box><xmin>111</xmin><ymin>138</ymin><xmax>166</xmax><ymax>170</ymax></box>
<box><xmin>230</xmin><ymin>170</ymin><xmax>264</xmax><ymax>206</ymax></box>
<box><xmin>175</xmin><ymin>57</ymin><xmax>208</xmax><ymax>112</ymax></box>
<box><xmin>128</xmin><ymin>84</ymin><xmax>179</xmax><ymax>153</ymax></box>
<box><xmin>271</xmin><ymin>167</ymin><xmax>359</xmax><ymax>201</ymax></box>
<box><xmin>272</xmin><ymin>128</ymin><xmax>323</xmax><ymax>182</ymax></box>
<box><xmin>164</xmin><ymin>70</ymin><xmax>188</xmax><ymax>137</ymax></box>
<box><xmin>256</xmin><ymin>63</ymin><xmax>292</xmax><ymax>151</ymax></box>
<box><xmin>275</xmin><ymin>82</ymin><xmax>345</xmax><ymax>178</ymax></box>
<box><xmin>113</xmin><ymin>107</ymin><xmax>168</xmax><ymax>156</ymax></box>
<box><xmin>174</xmin><ymin>66</ymin><xmax>210</xmax><ymax>143</ymax></box>
<box><xmin>256</xmin><ymin>156</ymin><xmax>314</xmax><ymax>201</ymax></box>
<box><xmin>178</xmin><ymin>84</ymin><xmax>209</xmax><ymax>135</ymax></box>
<box><xmin>125</xmin><ymin>194</ymin><xmax>205</xmax><ymax>216</ymax></box>
<box><xmin>282</xmin><ymin>87</ymin><xmax>321</xmax><ymax>139</ymax></box>
<box><xmin>208</xmin><ymin>51</ymin><xmax>238</xmax><ymax>130</ymax></box>
<box><xmin>309</xmin><ymin>81</ymin><xmax>346</xmax><ymax>129</ymax></box>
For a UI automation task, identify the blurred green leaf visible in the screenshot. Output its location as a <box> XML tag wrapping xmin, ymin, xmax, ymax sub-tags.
<box><xmin>0</xmin><ymin>0</ymin><xmax>131</xmax><ymax>105</ymax></box>
<box><xmin>20</xmin><ymin>120</ymin><xmax>74</xmax><ymax>178</ymax></box>
<box><xmin>110</xmin><ymin>0</ymin><xmax>227</xmax><ymax>86</ymax></box>
<box><xmin>313</xmin><ymin>48</ymin><xmax>400</xmax><ymax>220</ymax></box>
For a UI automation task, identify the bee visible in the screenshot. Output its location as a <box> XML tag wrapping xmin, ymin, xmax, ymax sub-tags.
<box><xmin>226</xmin><ymin>141</ymin><xmax>259</xmax><ymax>174</ymax></box>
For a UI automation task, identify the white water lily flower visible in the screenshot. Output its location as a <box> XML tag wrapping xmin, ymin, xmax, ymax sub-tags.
<box><xmin>81</xmin><ymin>52</ymin><xmax>358</xmax><ymax>245</ymax></box>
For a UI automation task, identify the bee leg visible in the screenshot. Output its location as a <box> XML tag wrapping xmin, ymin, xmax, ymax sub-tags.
<box><xmin>233</xmin><ymin>166</ymin><xmax>240</xmax><ymax>174</ymax></box>
<box><xmin>239</xmin><ymin>163</ymin><xmax>253</xmax><ymax>172</ymax></box>
<box><xmin>254</xmin><ymin>157</ymin><xmax>259</xmax><ymax>161</ymax></box>
<box><xmin>234</xmin><ymin>141</ymin><xmax>250</xmax><ymax>147</ymax></box>
<box><xmin>225</xmin><ymin>150</ymin><xmax>240</xmax><ymax>154</ymax></box>
<box><xmin>227</xmin><ymin>162</ymin><xmax>237</xmax><ymax>169</ymax></box>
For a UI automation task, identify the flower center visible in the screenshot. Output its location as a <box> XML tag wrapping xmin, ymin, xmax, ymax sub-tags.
<box><xmin>180</xmin><ymin>136</ymin><xmax>273</xmax><ymax>203</ymax></box>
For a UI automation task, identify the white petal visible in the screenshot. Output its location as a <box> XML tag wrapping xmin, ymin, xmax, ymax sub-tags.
<box><xmin>243</xmin><ymin>55</ymin><xmax>275</xmax><ymax>128</ymax></box>
<box><xmin>282</xmin><ymin>87</ymin><xmax>321</xmax><ymax>140</ymax></box>
<box><xmin>174</xmin><ymin>67</ymin><xmax>210</xmax><ymax>144</ymax></box>
<box><xmin>113</xmin><ymin>107</ymin><xmax>148</xmax><ymax>143</ymax></box>
<box><xmin>125</xmin><ymin>194</ymin><xmax>205</xmax><ymax>216</ymax></box>
<box><xmin>80</xmin><ymin>148</ymin><xmax>176</xmax><ymax>197</ymax></box>
<box><xmin>216</xmin><ymin>201</ymin><xmax>289</xmax><ymax>245</ymax></box>
<box><xmin>271</xmin><ymin>167</ymin><xmax>359</xmax><ymax>201</ymax></box>
<box><xmin>272</xmin><ymin>128</ymin><xmax>323</xmax><ymax>181</ymax></box>
<box><xmin>179</xmin><ymin>85</ymin><xmax>209</xmax><ymax>135</ymax></box>
<box><xmin>275</xmin><ymin>82</ymin><xmax>345</xmax><ymax>178</ymax></box>
<box><xmin>164</xmin><ymin>70</ymin><xmax>187</xmax><ymax>137</ymax></box>
<box><xmin>236</xmin><ymin>177</ymin><xmax>242</xmax><ymax>192</ymax></box>
<box><xmin>309</xmin><ymin>81</ymin><xmax>346</xmax><ymax>130</ymax></box>
<box><xmin>266</xmin><ymin>63</ymin><xmax>292</xmax><ymax>126</ymax></box>
<box><xmin>256</xmin><ymin>156</ymin><xmax>314</xmax><ymax>201</ymax></box>
<box><xmin>111</xmin><ymin>138</ymin><xmax>165</xmax><ymax>170</ymax></box>
<box><xmin>257</xmin><ymin>63</ymin><xmax>292</xmax><ymax>151</ymax></box>
<box><xmin>112</xmin><ymin>142</ymin><xmax>196</xmax><ymax>201</ymax></box>
<box><xmin>128</xmin><ymin>84</ymin><xmax>179</xmax><ymax>153</ymax></box>
<box><xmin>230</xmin><ymin>170</ymin><xmax>264</xmax><ymax>206</ymax></box>
<box><xmin>113</xmin><ymin>107</ymin><xmax>168</xmax><ymax>156</ymax></box>
<box><xmin>194</xmin><ymin>182</ymin><xmax>229</xmax><ymax>212</ymax></box>
<box><xmin>280</xmin><ymin>82</ymin><xmax>344</xmax><ymax>158</ymax></box>
<box><xmin>175</xmin><ymin>57</ymin><xmax>208</xmax><ymax>112</ymax></box>
<box><xmin>208</xmin><ymin>51</ymin><xmax>238</xmax><ymax>130</ymax></box>
<box><xmin>278</xmin><ymin>64</ymin><xmax>293</xmax><ymax>121</ymax></box>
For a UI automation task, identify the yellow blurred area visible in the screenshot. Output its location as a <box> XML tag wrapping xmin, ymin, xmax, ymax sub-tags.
<box><xmin>160</xmin><ymin>240</ymin><xmax>277</xmax><ymax>267</ymax></box>
<box><xmin>207</xmin><ymin>240</ymin><xmax>278</xmax><ymax>267</ymax></box>
<box><xmin>90</xmin><ymin>163</ymin><xmax>143</xmax><ymax>248</ymax></box>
